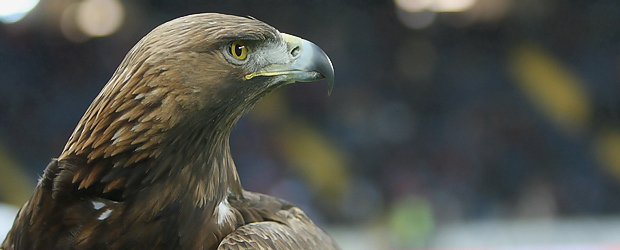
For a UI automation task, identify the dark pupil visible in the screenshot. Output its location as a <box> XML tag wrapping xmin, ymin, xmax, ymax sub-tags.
<box><xmin>234</xmin><ymin>44</ymin><xmax>244</xmax><ymax>56</ymax></box>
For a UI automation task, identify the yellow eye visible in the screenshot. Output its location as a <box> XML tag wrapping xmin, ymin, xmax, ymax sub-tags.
<box><xmin>230</xmin><ymin>41</ymin><xmax>248</xmax><ymax>60</ymax></box>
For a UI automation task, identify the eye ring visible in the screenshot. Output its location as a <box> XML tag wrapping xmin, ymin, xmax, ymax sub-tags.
<box><xmin>230</xmin><ymin>41</ymin><xmax>248</xmax><ymax>60</ymax></box>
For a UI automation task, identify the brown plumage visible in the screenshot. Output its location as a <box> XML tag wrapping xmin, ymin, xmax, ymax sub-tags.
<box><xmin>1</xmin><ymin>13</ymin><xmax>337</xmax><ymax>250</ymax></box>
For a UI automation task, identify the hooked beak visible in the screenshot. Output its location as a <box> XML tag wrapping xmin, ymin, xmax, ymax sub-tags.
<box><xmin>245</xmin><ymin>33</ymin><xmax>335</xmax><ymax>95</ymax></box>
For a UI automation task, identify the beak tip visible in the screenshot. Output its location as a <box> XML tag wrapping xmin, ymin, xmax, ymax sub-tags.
<box><xmin>321</xmin><ymin>57</ymin><xmax>334</xmax><ymax>96</ymax></box>
<box><xmin>302</xmin><ymin>38</ymin><xmax>334</xmax><ymax>96</ymax></box>
<box><xmin>281</xmin><ymin>34</ymin><xmax>335</xmax><ymax>96</ymax></box>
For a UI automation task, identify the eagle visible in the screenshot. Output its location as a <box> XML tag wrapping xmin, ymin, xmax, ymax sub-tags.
<box><xmin>2</xmin><ymin>13</ymin><xmax>338</xmax><ymax>250</ymax></box>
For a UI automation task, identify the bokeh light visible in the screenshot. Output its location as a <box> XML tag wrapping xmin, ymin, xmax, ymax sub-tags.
<box><xmin>76</xmin><ymin>0</ymin><xmax>124</xmax><ymax>37</ymax></box>
<box><xmin>395</xmin><ymin>0</ymin><xmax>434</xmax><ymax>12</ymax></box>
<box><xmin>510</xmin><ymin>43</ymin><xmax>591</xmax><ymax>135</ymax></box>
<box><xmin>388</xmin><ymin>195</ymin><xmax>435</xmax><ymax>248</ymax></box>
<box><xmin>395</xmin><ymin>0</ymin><xmax>477</xmax><ymax>13</ymax></box>
<box><xmin>0</xmin><ymin>0</ymin><xmax>39</xmax><ymax>23</ymax></box>
<box><xmin>432</xmin><ymin>0</ymin><xmax>477</xmax><ymax>12</ymax></box>
<box><xmin>395</xmin><ymin>0</ymin><xmax>510</xmax><ymax>29</ymax></box>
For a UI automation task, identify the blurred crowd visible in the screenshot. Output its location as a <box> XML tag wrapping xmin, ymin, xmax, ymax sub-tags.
<box><xmin>2</xmin><ymin>0</ymin><xmax>620</xmax><ymax>247</ymax></box>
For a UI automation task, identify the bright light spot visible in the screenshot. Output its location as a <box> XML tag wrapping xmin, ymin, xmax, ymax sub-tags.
<box><xmin>431</xmin><ymin>0</ymin><xmax>477</xmax><ymax>12</ymax></box>
<box><xmin>394</xmin><ymin>0</ymin><xmax>477</xmax><ymax>13</ymax></box>
<box><xmin>76</xmin><ymin>0</ymin><xmax>124</xmax><ymax>37</ymax></box>
<box><xmin>0</xmin><ymin>0</ymin><xmax>39</xmax><ymax>23</ymax></box>
<box><xmin>394</xmin><ymin>0</ymin><xmax>433</xmax><ymax>12</ymax></box>
<box><xmin>395</xmin><ymin>0</ymin><xmax>500</xmax><ymax>28</ymax></box>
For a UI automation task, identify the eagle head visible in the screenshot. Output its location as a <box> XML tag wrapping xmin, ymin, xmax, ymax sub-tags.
<box><xmin>108</xmin><ymin>13</ymin><xmax>333</xmax><ymax>123</ymax></box>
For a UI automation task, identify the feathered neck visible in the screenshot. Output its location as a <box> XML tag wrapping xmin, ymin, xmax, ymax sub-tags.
<box><xmin>56</xmin><ymin>61</ymin><xmax>244</xmax><ymax>210</ymax></box>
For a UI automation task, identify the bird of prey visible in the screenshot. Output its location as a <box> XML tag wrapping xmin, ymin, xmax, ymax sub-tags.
<box><xmin>2</xmin><ymin>13</ymin><xmax>338</xmax><ymax>250</ymax></box>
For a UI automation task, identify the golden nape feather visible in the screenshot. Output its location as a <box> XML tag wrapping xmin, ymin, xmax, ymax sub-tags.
<box><xmin>1</xmin><ymin>13</ymin><xmax>337</xmax><ymax>250</ymax></box>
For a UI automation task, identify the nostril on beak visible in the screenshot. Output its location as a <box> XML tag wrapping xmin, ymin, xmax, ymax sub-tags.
<box><xmin>291</xmin><ymin>46</ymin><xmax>301</xmax><ymax>58</ymax></box>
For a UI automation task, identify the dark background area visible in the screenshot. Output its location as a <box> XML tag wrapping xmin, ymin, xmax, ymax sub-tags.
<box><xmin>2</xmin><ymin>0</ymin><xmax>620</xmax><ymax>247</ymax></box>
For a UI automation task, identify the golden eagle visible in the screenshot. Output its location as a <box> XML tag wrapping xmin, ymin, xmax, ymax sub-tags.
<box><xmin>2</xmin><ymin>13</ymin><xmax>338</xmax><ymax>250</ymax></box>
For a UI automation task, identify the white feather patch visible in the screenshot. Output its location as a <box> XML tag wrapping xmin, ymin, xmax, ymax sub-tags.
<box><xmin>98</xmin><ymin>209</ymin><xmax>112</xmax><ymax>220</ymax></box>
<box><xmin>215</xmin><ymin>199</ymin><xmax>234</xmax><ymax>226</ymax></box>
<box><xmin>92</xmin><ymin>201</ymin><xmax>105</xmax><ymax>210</ymax></box>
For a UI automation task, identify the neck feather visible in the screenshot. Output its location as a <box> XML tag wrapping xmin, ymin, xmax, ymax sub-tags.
<box><xmin>57</xmin><ymin>93</ymin><xmax>244</xmax><ymax>208</ymax></box>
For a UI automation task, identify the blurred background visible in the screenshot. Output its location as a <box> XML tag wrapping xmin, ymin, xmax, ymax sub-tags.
<box><xmin>2</xmin><ymin>0</ymin><xmax>620</xmax><ymax>249</ymax></box>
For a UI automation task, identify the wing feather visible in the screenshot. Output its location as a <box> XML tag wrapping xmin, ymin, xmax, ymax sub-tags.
<box><xmin>218</xmin><ymin>196</ymin><xmax>340</xmax><ymax>250</ymax></box>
